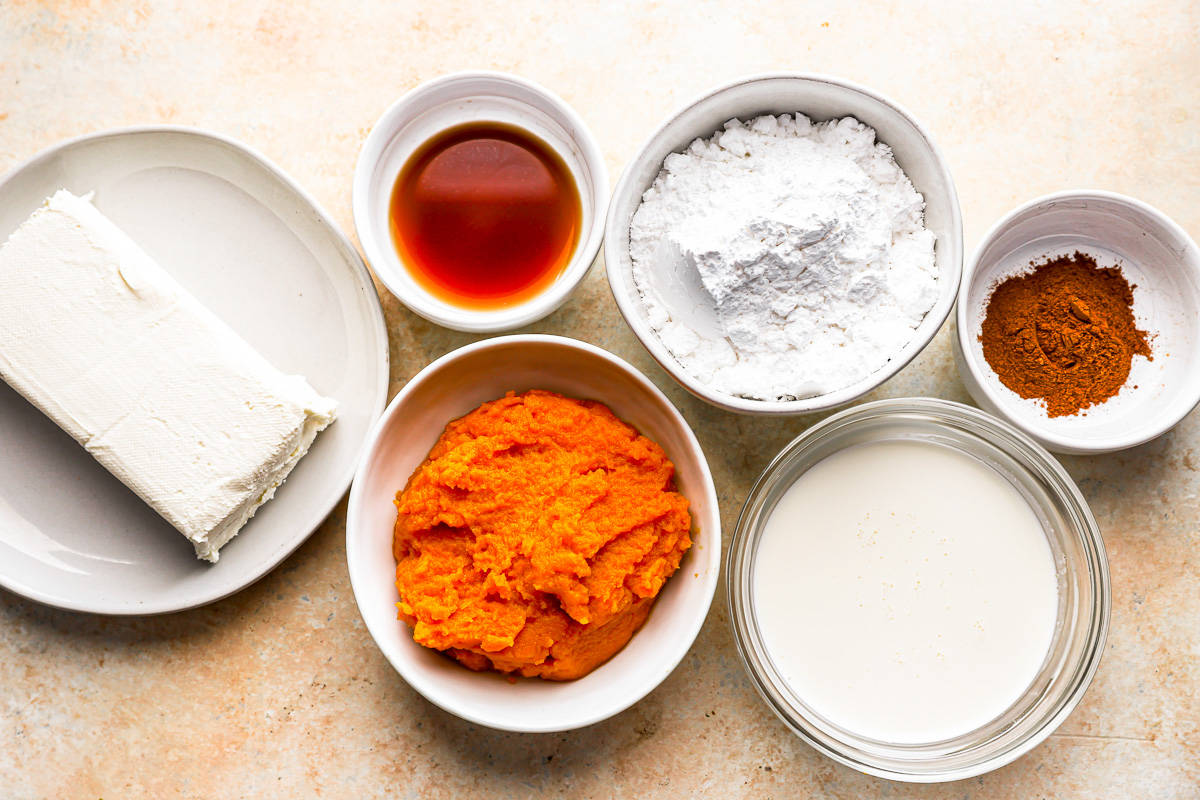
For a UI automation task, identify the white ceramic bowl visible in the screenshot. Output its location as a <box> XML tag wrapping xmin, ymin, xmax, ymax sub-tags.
<box><xmin>345</xmin><ymin>335</ymin><xmax>720</xmax><ymax>732</ymax></box>
<box><xmin>353</xmin><ymin>72</ymin><xmax>609</xmax><ymax>332</ymax></box>
<box><xmin>955</xmin><ymin>190</ymin><xmax>1200</xmax><ymax>454</ymax></box>
<box><xmin>605</xmin><ymin>73</ymin><xmax>963</xmax><ymax>414</ymax></box>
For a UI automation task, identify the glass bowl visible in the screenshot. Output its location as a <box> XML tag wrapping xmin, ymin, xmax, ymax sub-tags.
<box><xmin>726</xmin><ymin>398</ymin><xmax>1110</xmax><ymax>782</ymax></box>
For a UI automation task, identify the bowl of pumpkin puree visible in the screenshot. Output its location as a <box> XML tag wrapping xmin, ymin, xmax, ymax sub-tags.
<box><xmin>347</xmin><ymin>335</ymin><xmax>720</xmax><ymax>732</ymax></box>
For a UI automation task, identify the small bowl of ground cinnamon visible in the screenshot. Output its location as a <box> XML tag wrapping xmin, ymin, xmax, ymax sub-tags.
<box><xmin>955</xmin><ymin>190</ymin><xmax>1200</xmax><ymax>454</ymax></box>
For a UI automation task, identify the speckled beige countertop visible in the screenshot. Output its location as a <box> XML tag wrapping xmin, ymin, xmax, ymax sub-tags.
<box><xmin>2</xmin><ymin>1</ymin><xmax>1198</xmax><ymax>797</ymax></box>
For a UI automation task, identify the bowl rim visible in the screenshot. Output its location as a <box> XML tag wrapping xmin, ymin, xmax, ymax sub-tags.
<box><xmin>603</xmin><ymin>71</ymin><xmax>964</xmax><ymax>415</ymax></box>
<box><xmin>344</xmin><ymin>333</ymin><xmax>722</xmax><ymax>732</ymax></box>
<box><xmin>725</xmin><ymin>397</ymin><xmax>1111</xmax><ymax>781</ymax></box>
<box><xmin>955</xmin><ymin>188</ymin><xmax>1200</xmax><ymax>453</ymax></box>
<box><xmin>352</xmin><ymin>71</ymin><xmax>610</xmax><ymax>333</ymax></box>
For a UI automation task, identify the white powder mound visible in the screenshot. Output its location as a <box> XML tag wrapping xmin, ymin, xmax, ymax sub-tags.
<box><xmin>629</xmin><ymin>114</ymin><xmax>938</xmax><ymax>401</ymax></box>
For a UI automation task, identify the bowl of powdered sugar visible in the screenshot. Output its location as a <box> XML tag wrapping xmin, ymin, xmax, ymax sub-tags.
<box><xmin>605</xmin><ymin>74</ymin><xmax>963</xmax><ymax>413</ymax></box>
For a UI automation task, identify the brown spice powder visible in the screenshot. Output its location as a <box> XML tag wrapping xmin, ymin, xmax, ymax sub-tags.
<box><xmin>978</xmin><ymin>252</ymin><xmax>1151</xmax><ymax>417</ymax></box>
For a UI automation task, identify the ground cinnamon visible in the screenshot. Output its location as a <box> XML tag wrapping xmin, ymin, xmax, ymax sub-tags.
<box><xmin>979</xmin><ymin>252</ymin><xmax>1151</xmax><ymax>417</ymax></box>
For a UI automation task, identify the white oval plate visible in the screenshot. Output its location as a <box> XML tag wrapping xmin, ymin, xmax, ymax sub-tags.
<box><xmin>0</xmin><ymin>126</ymin><xmax>389</xmax><ymax>614</ymax></box>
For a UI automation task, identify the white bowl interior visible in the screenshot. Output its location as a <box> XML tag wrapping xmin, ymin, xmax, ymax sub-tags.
<box><xmin>606</xmin><ymin>74</ymin><xmax>963</xmax><ymax>414</ymax></box>
<box><xmin>346</xmin><ymin>336</ymin><xmax>720</xmax><ymax>731</ymax></box>
<box><xmin>354</xmin><ymin>73</ymin><xmax>608</xmax><ymax>332</ymax></box>
<box><xmin>957</xmin><ymin>193</ymin><xmax>1200</xmax><ymax>452</ymax></box>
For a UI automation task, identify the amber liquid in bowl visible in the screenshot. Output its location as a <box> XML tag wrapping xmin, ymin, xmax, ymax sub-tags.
<box><xmin>389</xmin><ymin>121</ymin><xmax>582</xmax><ymax>310</ymax></box>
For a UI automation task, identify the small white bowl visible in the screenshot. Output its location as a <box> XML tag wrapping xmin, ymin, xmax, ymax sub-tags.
<box><xmin>345</xmin><ymin>335</ymin><xmax>720</xmax><ymax>732</ymax></box>
<box><xmin>353</xmin><ymin>72</ymin><xmax>609</xmax><ymax>333</ymax></box>
<box><xmin>954</xmin><ymin>190</ymin><xmax>1200</xmax><ymax>454</ymax></box>
<box><xmin>604</xmin><ymin>73</ymin><xmax>963</xmax><ymax>415</ymax></box>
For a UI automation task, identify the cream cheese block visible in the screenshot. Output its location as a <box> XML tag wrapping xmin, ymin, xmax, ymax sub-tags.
<box><xmin>0</xmin><ymin>189</ymin><xmax>337</xmax><ymax>562</ymax></box>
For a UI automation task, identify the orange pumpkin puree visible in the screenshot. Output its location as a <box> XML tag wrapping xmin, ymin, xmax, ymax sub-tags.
<box><xmin>392</xmin><ymin>390</ymin><xmax>692</xmax><ymax>680</ymax></box>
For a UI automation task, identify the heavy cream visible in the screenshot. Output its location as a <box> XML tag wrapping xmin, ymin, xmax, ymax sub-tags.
<box><xmin>0</xmin><ymin>190</ymin><xmax>337</xmax><ymax>562</ymax></box>
<box><xmin>753</xmin><ymin>438</ymin><xmax>1058</xmax><ymax>743</ymax></box>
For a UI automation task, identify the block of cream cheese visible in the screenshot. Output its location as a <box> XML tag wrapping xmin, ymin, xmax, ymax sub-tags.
<box><xmin>0</xmin><ymin>190</ymin><xmax>337</xmax><ymax>562</ymax></box>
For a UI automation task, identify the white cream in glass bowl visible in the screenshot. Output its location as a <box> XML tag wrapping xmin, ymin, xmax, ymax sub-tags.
<box><xmin>727</xmin><ymin>398</ymin><xmax>1110</xmax><ymax>782</ymax></box>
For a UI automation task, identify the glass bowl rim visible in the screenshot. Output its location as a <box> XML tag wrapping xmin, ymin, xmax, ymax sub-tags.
<box><xmin>725</xmin><ymin>396</ymin><xmax>1111</xmax><ymax>782</ymax></box>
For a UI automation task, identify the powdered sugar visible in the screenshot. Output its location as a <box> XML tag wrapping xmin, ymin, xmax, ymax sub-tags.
<box><xmin>629</xmin><ymin>114</ymin><xmax>938</xmax><ymax>401</ymax></box>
